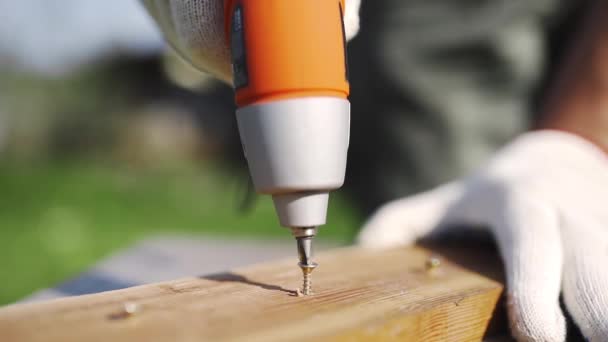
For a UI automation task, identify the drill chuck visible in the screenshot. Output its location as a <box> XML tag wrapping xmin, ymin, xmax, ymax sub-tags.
<box><xmin>236</xmin><ymin>97</ymin><xmax>349</xmax><ymax>227</ymax></box>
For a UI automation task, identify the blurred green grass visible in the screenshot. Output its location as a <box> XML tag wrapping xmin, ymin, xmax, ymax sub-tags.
<box><xmin>0</xmin><ymin>161</ymin><xmax>362</xmax><ymax>305</ymax></box>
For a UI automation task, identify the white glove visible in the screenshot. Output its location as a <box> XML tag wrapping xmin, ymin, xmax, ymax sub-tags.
<box><xmin>358</xmin><ymin>131</ymin><xmax>608</xmax><ymax>341</ymax></box>
<box><xmin>141</xmin><ymin>0</ymin><xmax>361</xmax><ymax>83</ymax></box>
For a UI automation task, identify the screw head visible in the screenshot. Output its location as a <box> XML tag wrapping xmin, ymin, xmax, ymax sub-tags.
<box><xmin>122</xmin><ymin>302</ymin><xmax>139</xmax><ymax>317</ymax></box>
<box><xmin>425</xmin><ymin>256</ymin><xmax>442</xmax><ymax>271</ymax></box>
<box><xmin>107</xmin><ymin>302</ymin><xmax>139</xmax><ymax>320</ymax></box>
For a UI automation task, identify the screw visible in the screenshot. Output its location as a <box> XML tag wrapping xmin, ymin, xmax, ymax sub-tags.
<box><xmin>123</xmin><ymin>302</ymin><xmax>138</xmax><ymax>315</ymax></box>
<box><xmin>302</xmin><ymin>271</ymin><xmax>312</xmax><ymax>295</ymax></box>
<box><xmin>425</xmin><ymin>255</ymin><xmax>442</xmax><ymax>271</ymax></box>
<box><xmin>108</xmin><ymin>302</ymin><xmax>139</xmax><ymax>320</ymax></box>
<box><xmin>299</xmin><ymin>262</ymin><xmax>317</xmax><ymax>296</ymax></box>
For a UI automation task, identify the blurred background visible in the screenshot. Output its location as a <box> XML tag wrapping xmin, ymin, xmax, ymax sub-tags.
<box><xmin>0</xmin><ymin>0</ymin><xmax>587</xmax><ymax>305</ymax></box>
<box><xmin>0</xmin><ymin>0</ymin><xmax>362</xmax><ymax>305</ymax></box>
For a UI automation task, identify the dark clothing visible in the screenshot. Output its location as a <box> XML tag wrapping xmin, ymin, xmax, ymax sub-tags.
<box><xmin>345</xmin><ymin>0</ymin><xmax>584</xmax><ymax>212</ymax></box>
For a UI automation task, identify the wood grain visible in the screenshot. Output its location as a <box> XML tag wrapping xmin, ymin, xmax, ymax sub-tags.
<box><xmin>0</xmin><ymin>245</ymin><xmax>504</xmax><ymax>341</ymax></box>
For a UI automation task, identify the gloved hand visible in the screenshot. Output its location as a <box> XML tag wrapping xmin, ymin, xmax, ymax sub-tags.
<box><xmin>358</xmin><ymin>131</ymin><xmax>608</xmax><ymax>341</ymax></box>
<box><xmin>141</xmin><ymin>0</ymin><xmax>361</xmax><ymax>83</ymax></box>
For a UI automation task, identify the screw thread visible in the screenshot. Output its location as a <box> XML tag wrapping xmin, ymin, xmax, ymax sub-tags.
<box><xmin>302</xmin><ymin>272</ymin><xmax>312</xmax><ymax>295</ymax></box>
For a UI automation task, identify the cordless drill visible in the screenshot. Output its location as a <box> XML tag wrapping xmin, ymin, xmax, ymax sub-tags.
<box><xmin>225</xmin><ymin>0</ymin><xmax>350</xmax><ymax>294</ymax></box>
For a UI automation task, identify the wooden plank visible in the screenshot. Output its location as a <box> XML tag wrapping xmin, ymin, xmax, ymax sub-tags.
<box><xmin>0</xmin><ymin>245</ymin><xmax>504</xmax><ymax>341</ymax></box>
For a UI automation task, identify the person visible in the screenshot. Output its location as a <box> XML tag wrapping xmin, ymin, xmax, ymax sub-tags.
<box><xmin>142</xmin><ymin>0</ymin><xmax>608</xmax><ymax>340</ymax></box>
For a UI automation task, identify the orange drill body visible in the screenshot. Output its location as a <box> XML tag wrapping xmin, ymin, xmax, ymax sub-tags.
<box><xmin>225</xmin><ymin>0</ymin><xmax>350</xmax><ymax>107</ymax></box>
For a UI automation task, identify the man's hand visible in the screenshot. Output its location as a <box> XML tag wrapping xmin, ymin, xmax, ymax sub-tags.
<box><xmin>358</xmin><ymin>131</ymin><xmax>608</xmax><ymax>341</ymax></box>
<box><xmin>142</xmin><ymin>0</ymin><xmax>361</xmax><ymax>83</ymax></box>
